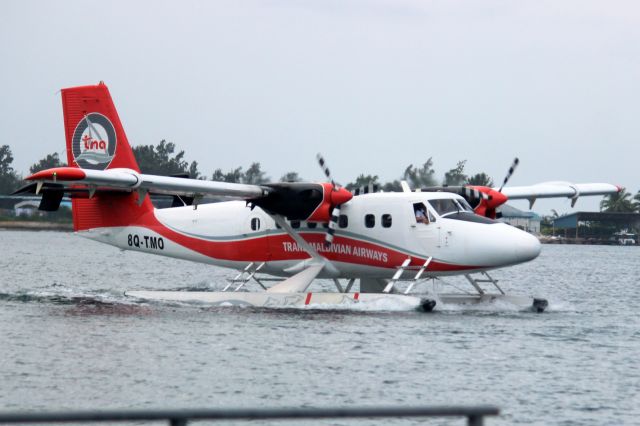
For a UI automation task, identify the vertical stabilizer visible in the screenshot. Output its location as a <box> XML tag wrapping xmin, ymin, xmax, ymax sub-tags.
<box><xmin>60</xmin><ymin>82</ymin><xmax>153</xmax><ymax>231</ymax></box>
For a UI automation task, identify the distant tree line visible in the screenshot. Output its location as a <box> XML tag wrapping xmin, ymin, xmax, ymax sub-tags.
<box><xmin>2</xmin><ymin>141</ymin><xmax>639</xmax><ymax>214</ymax></box>
<box><xmin>0</xmin><ymin>145</ymin><xmax>21</xmax><ymax>195</ymax></box>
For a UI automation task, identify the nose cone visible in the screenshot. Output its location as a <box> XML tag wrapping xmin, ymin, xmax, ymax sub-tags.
<box><xmin>331</xmin><ymin>187</ymin><xmax>353</xmax><ymax>205</ymax></box>
<box><xmin>485</xmin><ymin>188</ymin><xmax>508</xmax><ymax>210</ymax></box>
<box><xmin>514</xmin><ymin>228</ymin><xmax>542</xmax><ymax>263</ymax></box>
<box><xmin>461</xmin><ymin>223</ymin><xmax>541</xmax><ymax>268</ymax></box>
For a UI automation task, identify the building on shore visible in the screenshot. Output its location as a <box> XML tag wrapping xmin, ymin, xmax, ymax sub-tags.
<box><xmin>497</xmin><ymin>204</ymin><xmax>541</xmax><ymax>234</ymax></box>
<box><xmin>552</xmin><ymin>211</ymin><xmax>640</xmax><ymax>243</ymax></box>
<box><xmin>14</xmin><ymin>200</ymin><xmax>43</xmax><ymax>217</ymax></box>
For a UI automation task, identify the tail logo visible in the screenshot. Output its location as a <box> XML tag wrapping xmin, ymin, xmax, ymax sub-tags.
<box><xmin>71</xmin><ymin>113</ymin><xmax>117</xmax><ymax>170</ymax></box>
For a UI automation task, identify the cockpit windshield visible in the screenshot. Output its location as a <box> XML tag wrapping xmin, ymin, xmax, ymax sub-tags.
<box><xmin>428</xmin><ymin>198</ymin><xmax>463</xmax><ymax>217</ymax></box>
<box><xmin>457</xmin><ymin>198</ymin><xmax>474</xmax><ymax>212</ymax></box>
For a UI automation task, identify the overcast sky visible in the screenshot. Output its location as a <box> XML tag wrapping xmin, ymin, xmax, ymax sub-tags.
<box><xmin>2</xmin><ymin>0</ymin><xmax>639</xmax><ymax>213</ymax></box>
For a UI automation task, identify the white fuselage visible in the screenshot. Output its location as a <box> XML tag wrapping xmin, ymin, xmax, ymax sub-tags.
<box><xmin>80</xmin><ymin>192</ymin><xmax>541</xmax><ymax>279</ymax></box>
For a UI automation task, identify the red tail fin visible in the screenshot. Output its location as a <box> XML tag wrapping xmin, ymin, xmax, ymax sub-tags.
<box><xmin>61</xmin><ymin>82</ymin><xmax>153</xmax><ymax>231</ymax></box>
<box><xmin>62</xmin><ymin>82</ymin><xmax>140</xmax><ymax>171</ymax></box>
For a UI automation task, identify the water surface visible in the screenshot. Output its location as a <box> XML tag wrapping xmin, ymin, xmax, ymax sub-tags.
<box><xmin>1</xmin><ymin>231</ymin><xmax>638</xmax><ymax>425</ymax></box>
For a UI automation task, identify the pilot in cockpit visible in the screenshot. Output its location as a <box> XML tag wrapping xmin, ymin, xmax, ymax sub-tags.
<box><xmin>414</xmin><ymin>204</ymin><xmax>429</xmax><ymax>224</ymax></box>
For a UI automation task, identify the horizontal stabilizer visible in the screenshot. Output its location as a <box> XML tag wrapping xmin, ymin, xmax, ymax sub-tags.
<box><xmin>27</xmin><ymin>167</ymin><xmax>269</xmax><ymax>201</ymax></box>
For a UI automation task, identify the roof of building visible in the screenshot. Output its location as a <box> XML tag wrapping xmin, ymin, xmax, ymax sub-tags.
<box><xmin>498</xmin><ymin>204</ymin><xmax>541</xmax><ymax>220</ymax></box>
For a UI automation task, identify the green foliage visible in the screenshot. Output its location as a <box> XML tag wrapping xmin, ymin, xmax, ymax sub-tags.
<box><xmin>212</xmin><ymin>167</ymin><xmax>243</xmax><ymax>183</ymax></box>
<box><xmin>382</xmin><ymin>180</ymin><xmax>402</xmax><ymax>192</ymax></box>
<box><xmin>133</xmin><ymin>140</ymin><xmax>200</xmax><ymax>178</ymax></box>
<box><xmin>443</xmin><ymin>160</ymin><xmax>468</xmax><ymax>186</ymax></box>
<box><xmin>0</xmin><ymin>145</ymin><xmax>21</xmax><ymax>194</ymax></box>
<box><xmin>466</xmin><ymin>172</ymin><xmax>494</xmax><ymax>187</ymax></box>
<box><xmin>600</xmin><ymin>188</ymin><xmax>635</xmax><ymax>212</ymax></box>
<box><xmin>243</xmin><ymin>163</ymin><xmax>269</xmax><ymax>184</ymax></box>
<box><xmin>402</xmin><ymin>158</ymin><xmax>437</xmax><ymax>188</ymax></box>
<box><xmin>633</xmin><ymin>191</ymin><xmax>640</xmax><ymax>212</ymax></box>
<box><xmin>211</xmin><ymin>163</ymin><xmax>269</xmax><ymax>184</ymax></box>
<box><xmin>30</xmin><ymin>152</ymin><xmax>65</xmax><ymax>174</ymax></box>
<box><xmin>280</xmin><ymin>172</ymin><xmax>303</xmax><ymax>182</ymax></box>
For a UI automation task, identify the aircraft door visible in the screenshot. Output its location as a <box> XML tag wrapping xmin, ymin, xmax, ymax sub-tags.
<box><xmin>243</xmin><ymin>212</ymin><xmax>272</xmax><ymax>260</ymax></box>
<box><xmin>410</xmin><ymin>202</ymin><xmax>440</xmax><ymax>253</ymax></box>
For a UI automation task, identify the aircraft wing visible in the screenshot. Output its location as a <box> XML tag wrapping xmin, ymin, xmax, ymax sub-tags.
<box><xmin>498</xmin><ymin>182</ymin><xmax>621</xmax><ymax>206</ymax></box>
<box><xmin>25</xmin><ymin>167</ymin><xmax>268</xmax><ymax>200</ymax></box>
<box><xmin>22</xmin><ymin>166</ymin><xmax>353</xmax><ymax>224</ymax></box>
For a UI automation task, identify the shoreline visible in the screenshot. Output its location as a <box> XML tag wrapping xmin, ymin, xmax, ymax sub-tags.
<box><xmin>0</xmin><ymin>221</ymin><xmax>73</xmax><ymax>231</ymax></box>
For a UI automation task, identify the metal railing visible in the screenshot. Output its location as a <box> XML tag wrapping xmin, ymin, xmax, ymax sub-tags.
<box><xmin>0</xmin><ymin>406</ymin><xmax>499</xmax><ymax>425</ymax></box>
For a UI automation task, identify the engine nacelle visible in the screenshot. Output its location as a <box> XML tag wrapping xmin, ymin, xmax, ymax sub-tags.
<box><xmin>251</xmin><ymin>182</ymin><xmax>352</xmax><ymax>222</ymax></box>
<box><xmin>467</xmin><ymin>186</ymin><xmax>508</xmax><ymax>219</ymax></box>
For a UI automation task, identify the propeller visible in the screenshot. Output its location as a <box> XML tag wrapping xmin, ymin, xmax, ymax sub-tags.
<box><xmin>498</xmin><ymin>157</ymin><xmax>519</xmax><ymax>192</ymax></box>
<box><xmin>460</xmin><ymin>186</ymin><xmax>491</xmax><ymax>207</ymax></box>
<box><xmin>418</xmin><ymin>158</ymin><xmax>519</xmax><ymax>218</ymax></box>
<box><xmin>316</xmin><ymin>153</ymin><xmax>351</xmax><ymax>246</ymax></box>
<box><xmin>316</xmin><ymin>153</ymin><xmax>335</xmax><ymax>188</ymax></box>
<box><xmin>474</xmin><ymin>157</ymin><xmax>518</xmax><ymax>218</ymax></box>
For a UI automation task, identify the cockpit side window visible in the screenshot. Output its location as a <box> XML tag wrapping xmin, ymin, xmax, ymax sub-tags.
<box><xmin>413</xmin><ymin>203</ymin><xmax>429</xmax><ymax>224</ymax></box>
<box><xmin>428</xmin><ymin>209</ymin><xmax>437</xmax><ymax>223</ymax></box>
<box><xmin>428</xmin><ymin>199</ymin><xmax>461</xmax><ymax>217</ymax></box>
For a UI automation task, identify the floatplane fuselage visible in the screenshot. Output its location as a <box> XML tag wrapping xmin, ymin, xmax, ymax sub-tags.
<box><xmin>83</xmin><ymin>192</ymin><xmax>541</xmax><ymax>280</ymax></box>
<box><xmin>20</xmin><ymin>82</ymin><xmax>621</xmax><ymax>312</ymax></box>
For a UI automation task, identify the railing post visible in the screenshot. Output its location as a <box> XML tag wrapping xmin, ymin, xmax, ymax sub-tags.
<box><xmin>169</xmin><ymin>418</ymin><xmax>187</xmax><ymax>426</ymax></box>
<box><xmin>468</xmin><ymin>414</ymin><xmax>483</xmax><ymax>426</ymax></box>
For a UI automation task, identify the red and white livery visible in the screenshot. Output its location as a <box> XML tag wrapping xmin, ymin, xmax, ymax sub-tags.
<box><xmin>22</xmin><ymin>83</ymin><xmax>621</xmax><ymax>312</ymax></box>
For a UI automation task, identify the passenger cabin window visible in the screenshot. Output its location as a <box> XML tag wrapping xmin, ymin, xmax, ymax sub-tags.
<box><xmin>365</xmin><ymin>214</ymin><xmax>375</xmax><ymax>228</ymax></box>
<box><xmin>291</xmin><ymin>220</ymin><xmax>301</xmax><ymax>229</ymax></box>
<box><xmin>413</xmin><ymin>203</ymin><xmax>429</xmax><ymax>224</ymax></box>
<box><xmin>382</xmin><ymin>214</ymin><xmax>392</xmax><ymax>228</ymax></box>
<box><xmin>339</xmin><ymin>215</ymin><xmax>348</xmax><ymax>228</ymax></box>
<box><xmin>251</xmin><ymin>217</ymin><xmax>260</xmax><ymax>231</ymax></box>
<box><xmin>428</xmin><ymin>199</ymin><xmax>461</xmax><ymax>217</ymax></box>
<box><xmin>307</xmin><ymin>222</ymin><xmax>317</xmax><ymax>229</ymax></box>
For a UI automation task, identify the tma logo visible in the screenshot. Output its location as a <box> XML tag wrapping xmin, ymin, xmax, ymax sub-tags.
<box><xmin>71</xmin><ymin>113</ymin><xmax>116</xmax><ymax>170</ymax></box>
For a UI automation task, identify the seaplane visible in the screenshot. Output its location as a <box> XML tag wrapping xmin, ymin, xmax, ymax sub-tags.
<box><xmin>18</xmin><ymin>82</ymin><xmax>621</xmax><ymax>312</ymax></box>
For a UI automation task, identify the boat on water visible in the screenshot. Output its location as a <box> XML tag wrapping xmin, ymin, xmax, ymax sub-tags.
<box><xmin>612</xmin><ymin>229</ymin><xmax>637</xmax><ymax>245</ymax></box>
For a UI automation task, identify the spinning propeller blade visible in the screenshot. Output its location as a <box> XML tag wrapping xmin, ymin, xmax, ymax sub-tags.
<box><xmin>316</xmin><ymin>153</ymin><xmax>335</xmax><ymax>189</ymax></box>
<box><xmin>461</xmin><ymin>186</ymin><xmax>491</xmax><ymax>201</ymax></box>
<box><xmin>498</xmin><ymin>157</ymin><xmax>519</xmax><ymax>192</ymax></box>
<box><xmin>316</xmin><ymin>153</ymin><xmax>347</xmax><ymax>246</ymax></box>
<box><xmin>326</xmin><ymin>205</ymin><xmax>340</xmax><ymax>246</ymax></box>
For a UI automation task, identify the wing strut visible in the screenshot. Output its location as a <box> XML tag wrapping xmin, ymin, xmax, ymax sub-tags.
<box><xmin>264</xmin><ymin>213</ymin><xmax>340</xmax><ymax>293</ymax></box>
<box><xmin>271</xmin><ymin>214</ymin><xmax>325</xmax><ymax>262</ymax></box>
<box><xmin>266</xmin><ymin>265</ymin><xmax>324</xmax><ymax>293</ymax></box>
